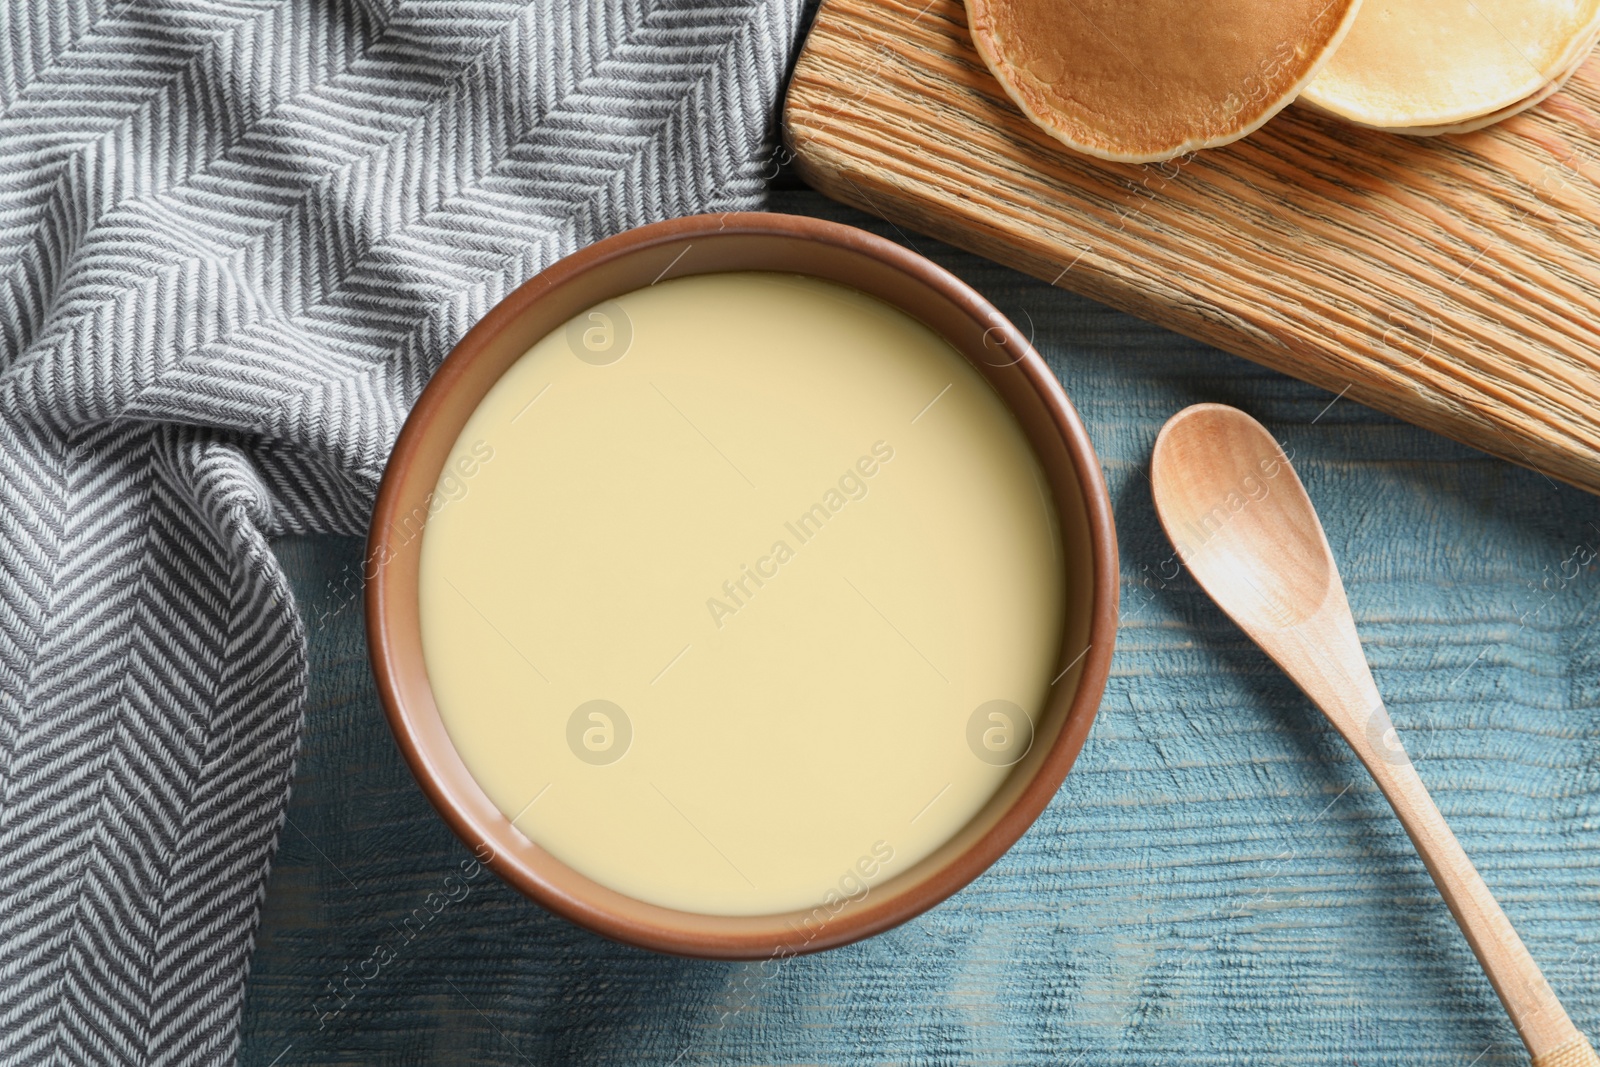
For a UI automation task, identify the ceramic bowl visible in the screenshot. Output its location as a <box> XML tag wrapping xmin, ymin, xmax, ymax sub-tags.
<box><xmin>367</xmin><ymin>212</ymin><xmax>1118</xmax><ymax>958</ymax></box>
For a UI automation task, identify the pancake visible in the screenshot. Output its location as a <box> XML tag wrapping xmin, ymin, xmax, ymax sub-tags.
<box><xmin>1301</xmin><ymin>0</ymin><xmax>1600</xmax><ymax>128</ymax></box>
<box><xmin>967</xmin><ymin>0</ymin><xmax>1364</xmax><ymax>163</ymax></box>
<box><xmin>1387</xmin><ymin>29</ymin><xmax>1595</xmax><ymax>134</ymax></box>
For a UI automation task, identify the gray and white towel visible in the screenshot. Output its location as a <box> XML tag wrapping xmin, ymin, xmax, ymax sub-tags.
<box><xmin>0</xmin><ymin>0</ymin><xmax>802</xmax><ymax>1061</ymax></box>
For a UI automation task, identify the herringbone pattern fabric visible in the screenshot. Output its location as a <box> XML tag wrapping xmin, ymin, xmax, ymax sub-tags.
<box><xmin>0</xmin><ymin>0</ymin><xmax>801</xmax><ymax>1061</ymax></box>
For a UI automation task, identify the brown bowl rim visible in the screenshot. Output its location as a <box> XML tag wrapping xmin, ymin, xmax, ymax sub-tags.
<box><xmin>366</xmin><ymin>211</ymin><xmax>1119</xmax><ymax>959</ymax></box>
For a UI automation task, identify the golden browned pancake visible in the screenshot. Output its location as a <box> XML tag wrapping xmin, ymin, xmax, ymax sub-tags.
<box><xmin>967</xmin><ymin>0</ymin><xmax>1364</xmax><ymax>163</ymax></box>
<box><xmin>1301</xmin><ymin>0</ymin><xmax>1600</xmax><ymax>128</ymax></box>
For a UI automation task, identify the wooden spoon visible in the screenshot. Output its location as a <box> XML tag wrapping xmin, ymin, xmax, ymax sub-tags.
<box><xmin>1150</xmin><ymin>402</ymin><xmax>1595</xmax><ymax>1067</ymax></box>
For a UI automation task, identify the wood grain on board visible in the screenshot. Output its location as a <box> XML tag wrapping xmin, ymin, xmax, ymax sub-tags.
<box><xmin>782</xmin><ymin>0</ymin><xmax>1600</xmax><ymax>495</ymax></box>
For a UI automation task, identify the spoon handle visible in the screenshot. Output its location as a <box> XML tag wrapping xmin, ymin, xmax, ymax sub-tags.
<box><xmin>1365</xmin><ymin>751</ymin><xmax>1593</xmax><ymax>1065</ymax></box>
<box><xmin>1265</xmin><ymin>603</ymin><xmax>1593</xmax><ymax>1065</ymax></box>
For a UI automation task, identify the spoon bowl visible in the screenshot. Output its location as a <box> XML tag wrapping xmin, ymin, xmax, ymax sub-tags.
<box><xmin>1151</xmin><ymin>402</ymin><xmax>1331</xmax><ymax>629</ymax></box>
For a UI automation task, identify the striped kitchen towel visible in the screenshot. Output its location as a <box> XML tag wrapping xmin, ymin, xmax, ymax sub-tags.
<box><xmin>0</xmin><ymin>0</ymin><xmax>802</xmax><ymax>1061</ymax></box>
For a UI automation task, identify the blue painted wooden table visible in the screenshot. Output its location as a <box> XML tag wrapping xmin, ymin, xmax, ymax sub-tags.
<box><xmin>240</xmin><ymin>190</ymin><xmax>1600</xmax><ymax>1066</ymax></box>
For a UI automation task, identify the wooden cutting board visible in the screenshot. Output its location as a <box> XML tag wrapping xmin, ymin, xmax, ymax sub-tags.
<box><xmin>783</xmin><ymin>0</ymin><xmax>1600</xmax><ymax>495</ymax></box>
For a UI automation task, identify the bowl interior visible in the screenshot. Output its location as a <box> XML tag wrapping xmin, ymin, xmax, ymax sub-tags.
<box><xmin>367</xmin><ymin>213</ymin><xmax>1117</xmax><ymax>959</ymax></box>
